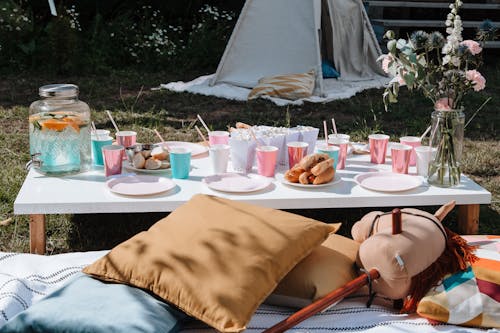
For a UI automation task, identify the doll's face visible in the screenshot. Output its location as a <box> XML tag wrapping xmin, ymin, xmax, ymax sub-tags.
<box><xmin>351</xmin><ymin>206</ymin><xmax>451</xmax><ymax>300</ymax></box>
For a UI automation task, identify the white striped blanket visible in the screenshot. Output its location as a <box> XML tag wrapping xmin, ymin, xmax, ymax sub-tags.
<box><xmin>0</xmin><ymin>251</ymin><xmax>493</xmax><ymax>333</ymax></box>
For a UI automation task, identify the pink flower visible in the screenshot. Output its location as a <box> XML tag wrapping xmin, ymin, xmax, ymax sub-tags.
<box><xmin>390</xmin><ymin>74</ymin><xmax>406</xmax><ymax>86</ymax></box>
<box><xmin>381</xmin><ymin>55</ymin><xmax>392</xmax><ymax>73</ymax></box>
<box><xmin>396</xmin><ymin>75</ymin><xmax>406</xmax><ymax>86</ymax></box>
<box><xmin>466</xmin><ymin>70</ymin><xmax>486</xmax><ymax>91</ymax></box>
<box><xmin>460</xmin><ymin>40</ymin><xmax>482</xmax><ymax>55</ymax></box>
<box><xmin>434</xmin><ymin>97</ymin><xmax>453</xmax><ymax>110</ymax></box>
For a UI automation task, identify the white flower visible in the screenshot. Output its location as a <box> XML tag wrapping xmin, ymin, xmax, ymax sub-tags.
<box><xmin>450</xmin><ymin>56</ymin><xmax>460</xmax><ymax>66</ymax></box>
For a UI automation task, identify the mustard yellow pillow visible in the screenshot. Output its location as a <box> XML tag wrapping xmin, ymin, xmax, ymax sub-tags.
<box><xmin>83</xmin><ymin>194</ymin><xmax>335</xmax><ymax>333</ymax></box>
<box><xmin>248</xmin><ymin>70</ymin><xmax>315</xmax><ymax>101</ymax></box>
<box><xmin>268</xmin><ymin>233</ymin><xmax>360</xmax><ymax>307</ymax></box>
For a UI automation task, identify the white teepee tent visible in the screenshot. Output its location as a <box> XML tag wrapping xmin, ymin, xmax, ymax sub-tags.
<box><xmin>210</xmin><ymin>0</ymin><xmax>386</xmax><ymax>97</ymax></box>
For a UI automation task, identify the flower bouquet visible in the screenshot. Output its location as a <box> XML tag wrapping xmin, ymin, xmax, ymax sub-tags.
<box><xmin>379</xmin><ymin>0</ymin><xmax>493</xmax><ymax>187</ymax></box>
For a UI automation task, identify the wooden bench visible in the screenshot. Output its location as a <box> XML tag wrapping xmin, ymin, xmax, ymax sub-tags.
<box><xmin>370</xmin><ymin>19</ymin><xmax>499</xmax><ymax>29</ymax></box>
<box><xmin>365</xmin><ymin>1</ymin><xmax>500</xmax><ymax>10</ymax></box>
<box><xmin>364</xmin><ymin>1</ymin><xmax>499</xmax><ymax>47</ymax></box>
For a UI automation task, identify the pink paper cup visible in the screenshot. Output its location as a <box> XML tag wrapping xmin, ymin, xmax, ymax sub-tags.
<box><xmin>102</xmin><ymin>145</ymin><xmax>124</xmax><ymax>177</ymax></box>
<box><xmin>391</xmin><ymin>143</ymin><xmax>413</xmax><ymax>174</ymax></box>
<box><xmin>116</xmin><ymin>130</ymin><xmax>137</xmax><ymax>159</ymax></box>
<box><xmin>369</xmin><ymin>134</ymin><xmax>390</xmax><ymax>164</ymax></box>
<box><xmin>256</xmin><ymin>145</ymin><xmax>279</xmax><ymax>177</ymax></box>
<box><xmin>400</xmin><ymin>136</ymin><xmax>421</xmax><ymax>166</ymax></box>
<box><xmin>116</xmin><ymin>130</ymin><xmax>137</xmax><ymax>147</ymax></box>
<box><xmin>208</xmin><ymin>131</ymin><xmax>229</xmax><ymax>145</ymax></box>
<box><xmin>287</xmin><ymin>142</ymin><xmax>309</xmax><ymax>169</ymax></box>
<box><xmin>328</xmin><ymin>136</ymin><xmax>349</xmax><ymax>170</ymax></box>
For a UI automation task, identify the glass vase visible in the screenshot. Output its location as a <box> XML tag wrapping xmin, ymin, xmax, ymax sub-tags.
<box><xmin>427</xmin><ymin>108</ymin><xmax>465</xmax><ymax>187</ymax></box>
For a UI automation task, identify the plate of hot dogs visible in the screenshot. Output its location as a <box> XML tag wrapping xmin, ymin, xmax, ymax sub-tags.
<box><xmin>282</xmin><ymin>153</ymin><xmax>341</xmax><ymax>187</ymax></box>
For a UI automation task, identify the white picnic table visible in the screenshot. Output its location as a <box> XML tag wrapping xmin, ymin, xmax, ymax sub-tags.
<box><xmin>14</xmin><ymin>148</ymin><xmax>491</xmax><ymax>254</ymax></box>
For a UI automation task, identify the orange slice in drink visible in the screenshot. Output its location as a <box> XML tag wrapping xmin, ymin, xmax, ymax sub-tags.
<box><xmin>62</xmin><ymin>117</ymin><xmax>81</xmax><ymax>132</ymax></box>
<box><xmin>40</xmin><ymin>118</ymin><xmax>80</xmax><ymax>132</ymax></box>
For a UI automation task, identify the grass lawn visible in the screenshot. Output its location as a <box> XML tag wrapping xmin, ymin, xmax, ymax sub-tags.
<box><xmin>1</xmin><ymin>65</ymin><xmax>498</xmax><ymax>254</ymax></box>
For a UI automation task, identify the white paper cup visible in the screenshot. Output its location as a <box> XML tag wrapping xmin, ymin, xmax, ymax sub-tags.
<box><xmin>328</xmin><ymin>133</ymin><xmax>350</xmax><ymax>143</ymax></box>
<box><xmin>415</xmin><ymin>146</ymin><xmax>437</xmax><ymax>177</ymax></box>
<box><xmin>209</xmin><ymin>144</ymin><xmax>230</xmax><ymax>175</ymax></box>
<box><xmin>91</xmin><ymin>129</ymin><xmax>111</xmax><ymax>140</ymax></box>
<box><xmin>229</xmin><ymin>137</ymin><xmax>256</xmax><ymax>173</ymax></box>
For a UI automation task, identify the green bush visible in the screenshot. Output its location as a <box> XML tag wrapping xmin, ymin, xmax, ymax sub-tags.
<box><xmin>0</xmin><ymin>0</ymin><xmax>33</xmax><ymax>69</ymax></box>
<box><xmin>0</xmin><ymin>0</ymin><xmax>238</xmax><ymax>74</ymax></box>
<box><xmin>177</xmin><ymin>4</ymin><xmax>235</xmax><ymax>71</ymax></box>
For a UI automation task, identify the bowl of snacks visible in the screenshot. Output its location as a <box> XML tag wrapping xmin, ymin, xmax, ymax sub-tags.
<box><xmin>125</xmin><ymin>143</ymin><xmax>170</xmax><ymax>172</ymax></box>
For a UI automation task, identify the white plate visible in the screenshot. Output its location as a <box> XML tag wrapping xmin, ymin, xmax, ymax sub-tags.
<box><xmin>106</xmin><ymin>175</ymin><xmax>176</xmax><ymax>196</ymax></box>
<box><xmin>280</xmin><ymin>174</ymin><xmax>342</xmax><ymax>188</ymax></box>
<box><xmin>123</xmin><ymin>161</ymin><xmax>171</xmax><ymax>174</ymax></box>
<box><xmin>202</xmin><ymin>173</ymin><xmax>272</xmax><ymax>193</ymax></box>
<box><xmin>157</xmin><ymin>141</ymin><xmax>208</xmax><ymax>156</ymax></box>
<box><xmin>354</xmin><ymin>172</ymin><xmax>422</xmax><ymax>192</ymax></box>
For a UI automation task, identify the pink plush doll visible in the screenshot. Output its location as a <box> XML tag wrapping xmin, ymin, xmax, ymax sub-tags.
<box><xmin>351</xmin><ymin>201</ymin><xmax>477</xmax><ymax>312</ymax></box>
<box><xmin>265</xmin><ymin>201</ymin><xmax>478</xmax><ymax>333</ymax></box>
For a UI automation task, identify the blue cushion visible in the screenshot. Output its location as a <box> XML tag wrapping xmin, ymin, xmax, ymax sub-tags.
<box><xmin>0</xmin><ymin>273</ymin><xmax>188</xmax><ymax>333</ymax></box>
<box><xmin>322</xmin><ymin>60</ymin><xmax>340</xmax><ymax>78</ymax></box>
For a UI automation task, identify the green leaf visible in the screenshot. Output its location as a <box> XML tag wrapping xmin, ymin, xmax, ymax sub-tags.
<box><xmin>389</xmin><ymin>90</ymin><xmax>398</xmax><ymax>103</ymax></box>
<box><xmin>393</xmin><ymin>83</ymin><xmax>400</xmax><ymax>96</ymax></box>
<box><xmin>383</xmin><ymin>91</ymin><xmax>390</xmax><ymax>110</ymax></box>
<box><xmin>404</xmin><ymin>72</ymin><xmax>416</xmax><ymax>86</ymax></box>
<box><xmin>387</xmin><ymin>40</ymin><xmax>397</xmax><ymax>53</ymax></box>
<box><xmin>408</xmin><ymin>53</ymin><xmax>418</xmax><ymax>63</ymax></box>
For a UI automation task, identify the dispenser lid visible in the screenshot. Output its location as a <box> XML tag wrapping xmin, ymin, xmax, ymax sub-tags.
<box><xmin>39</xmin><ymin>84</ymin><xmax>79</xmax><ymax>98</ymax></box>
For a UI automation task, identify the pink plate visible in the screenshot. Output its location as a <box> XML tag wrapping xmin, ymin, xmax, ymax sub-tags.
<box><xmin>202</xmin><ymin>173</ymin><xmax>272</xmax><ymax>193</ymax></box>
<box><xmin>157</xmin><ymin>141</ymin><xmax>208</xmax><ymax>156</ymax></box>
<box><xmin>354</xmin><ymin>172</ymin><xmax>422</xmax><ymax>192</ymax></box>
<box><xmin>106</xmin><ymin>175</ymin><xmax>176</xmax><ymax>196</ymax></box>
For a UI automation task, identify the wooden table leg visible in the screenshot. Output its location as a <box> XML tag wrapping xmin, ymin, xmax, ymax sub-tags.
<box><xmin>457</xmin><ymin>204</ymin><xmax>479</xmax><ymax>235</ymax></box>
<box><xmin>29</xmin><ymin>214</ymin><xmax>46</xmax><ymax>254</ymax></box>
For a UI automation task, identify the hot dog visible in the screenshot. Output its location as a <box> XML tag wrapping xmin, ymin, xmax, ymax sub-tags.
<box><xmin>285</xmin><ymin>153</ymin><xmax>335</xmax><ymax>185</ymax></box>
<box><xmin>312</xmin><ymin>167</ymin><xmax>335</xmax><ymax>185</ymax></box>
<box><xmin>311</xmin><ymin>158</ymin><xmax>334</xmax><ymax>176</ymax></box>
<box><xmin>299</xmin><ymin>171</ymin><xmax>314</xmax><ymax>184</ymax></box>
<box><xmin>299</xmin><ymin>153</ymin><xmax>329</xmax><ymax>171</ymax></box>
<box><xmin>284</xmin><ymin>166</ymin><xmax>305</xmax><ymax>183</ymax></box>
